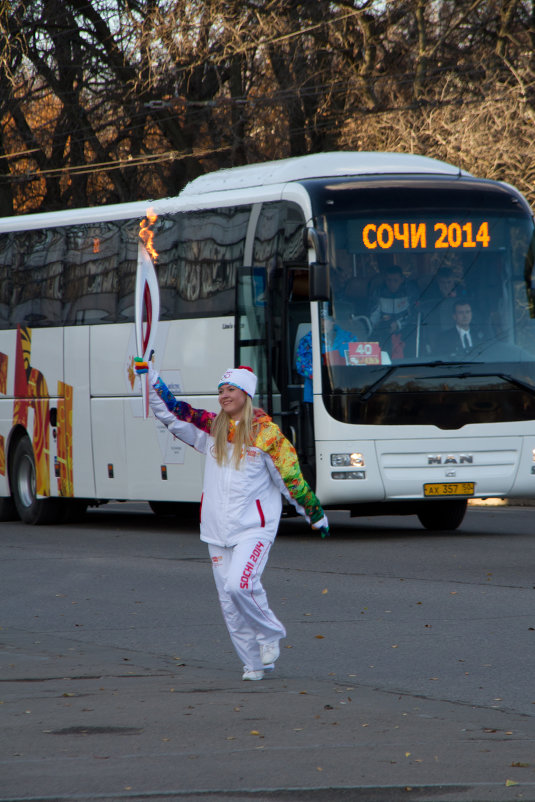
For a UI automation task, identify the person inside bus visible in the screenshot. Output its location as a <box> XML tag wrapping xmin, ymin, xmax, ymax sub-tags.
<box><xmin>368</xmin><ymin>261</ymin><xmax>418</xmax><ymax>358</ymax></box>
<box><xmin>418</xmin><ymin>267</ymin><xmax>467</xmax><ymax>353</ymax></box>
<box><xmin>295</xmin><ymin>307</ymin><xmax>358</xmax><ymax>403</ymax></box>
<box><xmin>134</xmin><ymin>359</ymin><xmax>329</xmax><ymax>682</ymax></box>
<box><xmin>439</xmin><ymin>300</ymin><xmax>489</xmax><ymax>357</ymax></box>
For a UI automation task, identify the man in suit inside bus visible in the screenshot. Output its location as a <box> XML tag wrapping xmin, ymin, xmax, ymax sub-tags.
<box><xmin>440</xmin><ymin>300</ymin><xmax>488</xmax><ymax>357</ymax></box>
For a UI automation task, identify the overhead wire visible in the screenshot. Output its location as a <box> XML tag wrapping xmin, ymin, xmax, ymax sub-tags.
<box><xmin>2</xmin><ymin>57</ymin><xmax>503</xmax><ymax>169</ymax></box>
<box><xmin>2</xmin><ymin>2</ymin><xmax>530</xmax><ymax>185</ymax></box>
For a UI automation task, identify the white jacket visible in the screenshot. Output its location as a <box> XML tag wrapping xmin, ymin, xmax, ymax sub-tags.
<box><xmin>147</xmin><ymin>366</ymin><xmax>325</xmax><ymax>547</ymax></box>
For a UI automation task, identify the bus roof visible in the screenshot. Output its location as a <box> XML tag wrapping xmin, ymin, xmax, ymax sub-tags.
<box><xmin>179</xmin><ymin>151</ymin><xmax>469</xmax><ymax>196</ymax></box>
<box><xmin>0</xmin><ymin>151</ymin><xmax>472</xmax><ymax>232</ymax></box>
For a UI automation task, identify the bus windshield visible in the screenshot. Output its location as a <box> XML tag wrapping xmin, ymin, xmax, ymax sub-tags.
<box><xmin>313</xmin><ymin>183</ymin><xmax>535</xmax><ymax>428</ymax></box>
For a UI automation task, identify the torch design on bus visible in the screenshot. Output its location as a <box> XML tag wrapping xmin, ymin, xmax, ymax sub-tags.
<box><xmin>136</xmin><ymin>209</ymin><xmax>160</xmax><ymax>418</ymax></box>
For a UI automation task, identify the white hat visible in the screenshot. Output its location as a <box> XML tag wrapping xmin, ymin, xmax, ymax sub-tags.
<box><xmin>218</xmin><ymin>366</ymin><xmax>257</xmax><ymax>398</ymax></box>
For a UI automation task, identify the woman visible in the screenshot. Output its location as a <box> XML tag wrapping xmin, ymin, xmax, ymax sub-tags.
<box><xmin>134</xmin><ymin>359</ymin><xmax>329</xmax><ymax>681</ymax></box>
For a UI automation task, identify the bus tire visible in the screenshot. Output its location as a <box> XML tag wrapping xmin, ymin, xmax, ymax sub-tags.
<box><xmin>11</xmin><ymin>437</ymin><xmax>61</xmax><ymax>525</ymax></box>
<box><xmin>417</xmin><ymin>499</ymin><xmax>467</xmax><ymax>532</ymax></box>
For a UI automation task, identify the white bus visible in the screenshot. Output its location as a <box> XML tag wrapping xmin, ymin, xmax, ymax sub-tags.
<box><xmin>1</xmin><ymin>152</ymin><xmax>534</xmax><ymax>529</ymax></box>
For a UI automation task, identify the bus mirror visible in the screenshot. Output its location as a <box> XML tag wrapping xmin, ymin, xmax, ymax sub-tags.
<box><xmin>306</xmin><ymin>228</ymin><xmax>329</xmax><ymax>300</ymax></box>
<box><xmin>305</xmin><ymin>227</ymin><xmax>327</xmax><ymax>264</ymax></box>
<box><xmin>309</xmin><ymin>262</ymin><xmax>330</xmax><ymax>301</ymax></box>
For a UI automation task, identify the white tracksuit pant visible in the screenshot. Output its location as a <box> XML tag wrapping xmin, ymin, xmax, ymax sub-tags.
<box><xmin>208</xmin><ymin>537</ymin><xmax>286</xmax><ymax>672</ymax></box>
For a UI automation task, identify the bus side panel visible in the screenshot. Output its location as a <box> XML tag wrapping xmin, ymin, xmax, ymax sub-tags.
<box><xmin>124</xmin><ymin>396</ymin><xmax>213</xmax><ymax>502</ymax></box>
<box><xmin>0</xmin><ymin>330</ymin><xmax>16</xmax><ymax>496</ymax></box>
<box><xmin>0</xmin><ymin>328</ymin><xmax>63</xmax><ymax>499</ymax></box>
<box><xmin>0</xmin><ymin>396</ymin><xmax>11</xmax><ymax>496</ymax></box>
<box><xmin>122</xmin><ymin>316</ymin><xmax>233</xmax><ymax>502</ymax></box>
<box><xmin>64</xmin><ymin>326</ymin><xmax>96</xmax><ymax>499</ymax></box>
<box><xmin>91</xmin><ymin>398</ymin><xmax>129</xmax><ymax>498</ymax></box>
<box><xmin>89</xmin><ymin>323</ymin><xmax>130</xmax><ymax>499</ymax></box>
<box><xmin>89</xmin><ymin>318</ymin><xmax>234</xmax><ymax>502</ymax></box>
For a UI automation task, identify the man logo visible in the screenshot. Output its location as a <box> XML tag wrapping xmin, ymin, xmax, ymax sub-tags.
<box><xmin>427</xmin><ymin>454</ymin><xmax>474</xmax><ymax>465</ymax></box>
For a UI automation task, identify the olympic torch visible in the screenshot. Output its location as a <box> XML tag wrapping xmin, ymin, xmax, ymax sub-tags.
<box><xmin>136</xmin><ymin>211</ymin><xmax>160</xmax><ymax>418</ymax></box>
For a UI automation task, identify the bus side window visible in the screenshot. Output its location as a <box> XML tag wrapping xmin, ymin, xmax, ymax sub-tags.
<box><xmin>0</xmin><ymin>233</ymin><xmax>13</xmax><ymax>329</ymax></box>
<box><xmin>64</xmin><ymin>223</ymin><xmax>119</xmax><ymax>325</ymax></box>
<box><xmin>11</xmin><ymin>229</ymin><xmax>63</xmax><ymax>327</ymax></box>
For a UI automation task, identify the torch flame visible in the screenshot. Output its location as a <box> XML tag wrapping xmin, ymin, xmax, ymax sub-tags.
<box><xmin>139</xmin><ymin>207</ymin><xmax>158</xmax><ymax>261</ymax></box>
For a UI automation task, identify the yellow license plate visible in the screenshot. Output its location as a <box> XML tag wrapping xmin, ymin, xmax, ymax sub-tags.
<box><xmin>423</xmin><ymin>482</ymin><xmax>475</xmax><ymax>497</ymax></box>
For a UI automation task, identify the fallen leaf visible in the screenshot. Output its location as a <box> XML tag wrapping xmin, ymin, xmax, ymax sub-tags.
<box><xmin>249</xmin><ymin>730</ymin><xmax>261</xmax><ymax>736</ymax></box>
<box><xmin>505</xmin><ymin>779</ymin><xmax>518</xmax><ymax>787</ymax></box>
<box><xmin>315</xmin><ymin>635</ymin><xmax>325</xmax><ymax>639</ymax></box>
<box><xmin>511</xmin><ymin>762</ymin><xmax>530</xmax><ymax>768</ymax></box>
<box><xmin>322</xmin><ymin>588</ymin><xmax>328</xmax><ymax>594</ymax></box>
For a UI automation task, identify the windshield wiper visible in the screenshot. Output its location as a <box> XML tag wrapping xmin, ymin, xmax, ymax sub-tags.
<box><xmin>480</xmin><ymin>372</ymin><xmax>535</xmax><ymax>396</ymax></box>
<box><xmin>359</xmin><ymin>361</ymin><xmax>467</xmax><ymax>402</ymax></box>
<box><xmin>427</xmin><ymin>370</ymin><xmax>535</xmax><ymax>396</ymax></box>
<box><xmin>359</xmin><ymin>364</ymin><xmax>535</xmax><ymax>403</ymax></box>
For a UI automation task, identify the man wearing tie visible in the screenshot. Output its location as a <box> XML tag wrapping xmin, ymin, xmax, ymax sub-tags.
<box><xmin>440</xmin><ymin>300</ymin><xmax>487</xmax><ymax>357</ymax></box>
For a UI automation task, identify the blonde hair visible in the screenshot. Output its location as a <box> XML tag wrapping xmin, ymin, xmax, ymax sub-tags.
<box><xmin>211</xmin><ymin>395</ymin><xmax>256</xmax><ymax>469</ymax></box>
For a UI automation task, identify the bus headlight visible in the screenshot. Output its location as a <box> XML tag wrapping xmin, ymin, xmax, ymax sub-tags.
<box><xmin>330</xmin><ymin>452</ymin><xmax>365</xmax><ymax>467</ymax></box>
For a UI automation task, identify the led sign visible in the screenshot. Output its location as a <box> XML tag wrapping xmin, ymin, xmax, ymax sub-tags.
<box><xmin>362</xmin><ymin>221</ymin><xmax>490</xmax><ymax>251</ymax></box>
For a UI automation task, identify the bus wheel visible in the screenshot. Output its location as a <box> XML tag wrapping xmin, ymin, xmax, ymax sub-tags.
<box><xmin>417</xmin><ymin>499</ymin><xmax>467</xmax><ymax>532</ymax></box>
<box><xmin>11</xmin><ymin>437</ymin><xmax>61</xmax><ymax>525</ymax></box>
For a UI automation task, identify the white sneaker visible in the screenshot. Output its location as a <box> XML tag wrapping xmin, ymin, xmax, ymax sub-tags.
<box><xmin>260</xmin><ymin>641</ymin><xmax>280</xmax><ymax>666</ymax></box>
<box><xmin>242</xmin><ymin>669</ymin><xmax>264</xmax><ymax>681</ymax></box>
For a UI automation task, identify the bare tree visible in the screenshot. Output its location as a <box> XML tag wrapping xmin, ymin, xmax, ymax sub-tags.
<box><xmin>1</xmin><ymin>0</ymin><xmax>534</xmax><ymax>213</ymax></box>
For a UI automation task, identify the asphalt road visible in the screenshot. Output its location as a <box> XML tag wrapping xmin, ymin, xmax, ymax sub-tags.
<box><xmin>1</xmin><ymin>503</ymin><xmax>535</xmax><ymax>802</ymax></box>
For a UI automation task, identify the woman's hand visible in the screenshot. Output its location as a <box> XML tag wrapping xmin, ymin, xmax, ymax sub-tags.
<box><xmin>312</xmin><ymin>515</ymin><xmax>330</xmax><ymax>538</ymax></box>
<box><xmin>134</xmin><ymin>357</ymin><xmax>149</xmax><ymax>375</ymax></box>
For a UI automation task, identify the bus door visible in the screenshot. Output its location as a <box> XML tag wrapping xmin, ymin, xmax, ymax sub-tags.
<box><xmin>271</xmin><ymin>265</ymin><xmax>315</xmax><ymax>480</ymax></box>
<box><xmin>235</xmin><ymin>265</ymin><xmax>272</xmax><ymax>414</ymax></box>
<box><xmin>236</xmin><ymin>264</ymin><xmax>315</xmax><ymax>480</ymax></box>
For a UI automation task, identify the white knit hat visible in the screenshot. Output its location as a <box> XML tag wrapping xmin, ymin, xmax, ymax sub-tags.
<box><xmin>218</xmin><ymin>366</ymin><xmax>257</xmax><ymax>398</ymax></box>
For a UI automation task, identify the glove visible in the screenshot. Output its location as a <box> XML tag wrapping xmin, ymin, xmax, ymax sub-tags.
<box><xmin>134</xmin><ymin>357</ymin><xmax>149</xmax><ymax>375</ymax></box>
<box><xmin>312</xmin><ymin>514</ymin><xmax>330</xmax><ymax>539</ymax></box>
